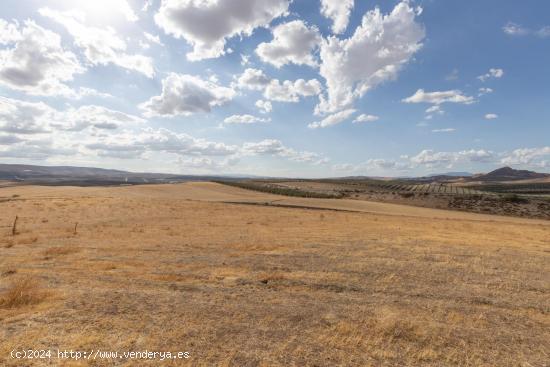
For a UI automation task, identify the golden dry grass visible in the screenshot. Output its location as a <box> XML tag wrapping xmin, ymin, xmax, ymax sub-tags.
<box><xmin>0</xmin><ymin>182</ymin><xmax>548</xmax><ymax>366</ymax></box>
<box><xmin>0</xmin><ymin>277</ymin><xmax>47</xmax><ymax>309</ymax></box>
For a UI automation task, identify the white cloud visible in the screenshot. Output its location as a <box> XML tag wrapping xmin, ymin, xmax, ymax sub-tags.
<box><xmin>235</xmin><ymin>68</ymin><xmax>321</xmax><ymax>104</ymax></box>
<box><xmin>264</xmin><ymin>78</ymin><xmax>322</xmax><ymax>102</ymax></box>
<box><xmin>478</xmin><ymin>87</ymin><xmax>493</xmax><ymax>96</ymax></box>
<box><xmin>431</xmin><ymin>128</ymin><xmax>455</xmax><ymax>133</ymax></box>
<box><xmin>142</xmin><ymin>0</ymin><xmax>153</xmax><ymax>12</ymax></box>
<box><xmin>0</xmin><ymin>137</ymin><xmax>77</xmax><ymax>160</ymax></box>
<box><xmin>353</xmin><ymin>114</ymin><xmax>379</xmax><ymax>123</ymax></box>
<box><xmin>255</xmin><ymin>99</ymin><xmax>272</xmax><ymax>114</ymax></box>
<box><xmin>235</xmin><ymin>68</ymin><xmax>271</xmax><ymax>90</ymax></box>
<box><xmin>0</xmin><ymin>19</ymin><xmax>84</xmax><ymax>97</ymax></box>
<box><xmin>177</xmin><ymin>156</ymin><xmax>239</xmax><ymax>171</ymax></box>
<box><xmin>410</xmin><ymin>149</ymin><xmax>494</xmax><ymax>167</ymax></box>
<box><xmin>139</xmin><ymin>73</ymin><xmax>235</xmax><ymax>117</ymax></box>
<box><xmin>320</xmin><ymin>0</ymin><xmax>354</xmax><ymax>34</ymax></box>
<box><xmin>154</xmin><ymin>0</ymin><xmax>290</xmax><ymax>61</ymax></box>
<box><xmin>223</xmin><ymin>114</ymin><xmax>269</xmax><ymax>124</ymax></box>
<box><xmin>0</xmin><ymin>19</ymin><xmax>23</xmax><ymax>44</ymax></box>
<box><xmin>144</xmin><ymin>32</ymin><xmax>163</xmax><ymax>46</ymax></box>
<box><xmin>60</xmin><ymin>105</ymin><xmax>144</xmax><ymax>131</ymax></box>
<box><xmin>242</xmin><ymin>139</ymin><xmax>323</xmax><ymax>163</ymax></box>
<box><xmin>485</xmin><ymin>113</ymin><xmax>498</xmax><ymax>120</ymax></box>
<box><xmin>502</xmin><ymin>22</ymin><xmax>529</xmax><ymax>36</ymax></box>
<box><xmin>308</xmin><ymin>108</ymin><xmax>355</xmax><ymax>129</ymax></box>
<box><xmin>0</xmin><ymin>97</ymin><xmax>54</xmax><ymax>134</ymax></box>
<box><xmin>402</xmin><ymin>89</ymin><xmax>475</xmax><ymax>105</ymax></box>
<box><xmin>240</xmin><ymin>54</ymin><xmax>250</xmax><ymax>66</ymax></box>
<box><xmin>500</xmin><ymin>147</ymin><xmax>550</xmax><ymax>167</ymax></box>
<box><xmin>256</xmin><ymin>20</ymin><xmax>321</xmax><ymax>68</ymax></box>
<box><xmin>477</xmin><ymin>68</ymin><xmax>504</xmax><ymax>82</ymax></box>
<box><xmin>86</xmin><ymin>128</ymin><xmax>239</xmax><ymax>159</ymax></box>
<box><xmin>317</xmin><ymin>1</ymin><xmax>424</xmax><ymax>114</ymax></box>
<box><xmin>503</xmin><ymin>22</ymin><xmax>550</xmax><ymax>38</ymax></box>
<box><xmin>39</xmin><ymin>8</ymin><xmax>154</xmax><ymax>78</ymax></box>
<box><xmin>424</xmin><ymin>105</ymin><xmax>445</xmax><ymax>119</ymax></box>
<box><xmin>109</xmin><ymin>0</ymin><xmax>139</xmax><ymax>21</ymax></box>
<box><xmin>0</xmin><ymin>96</ymin><xmax>143</xmax><ymax>134</ymax></box>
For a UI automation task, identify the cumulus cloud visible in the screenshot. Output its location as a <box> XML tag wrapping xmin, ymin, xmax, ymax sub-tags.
<box><xmin>235</xmin><ymin>68</ymin><xmax>271</xmax><ymax>90</ymax></box>
<box><xmin>264</xmin><ymin>78</ymin><xmax>322</xmax><ymax>102</ymax></box>
<box><xmin>86</xmin><ymin>127</ymin><xmax>239</xmax><ymax>159</ymax></box>
<box><xmin>500</xmin><ymin>147</ymin><xmax>550</xmax><ymax>168</ymax></box>
<box><xmin>40</xmin><ymin>8</ymin><xmax>154</xmax><ymax>78</ymax></box>
<box><xmin>60</xmin><ymin>105</ymin><xmax>144</xmax><ymax>131</ymax></box>
<box><xmin>0</xmin><ymin>96</ymin><xmax>143</xmax><ymax>134</ymax></box>
<box><xmin>320</xmin><ymin>0</ymin><xmax>354</xmax><ymax>34</ymax></box>
<box><xmin>0</xmin><ymin>138</ymin><xmax>77</xmax><ymax>160</ymax></box>
<box><xmin>140</xmin><ymin>73</ymin><xmax>235</xmax><ymax>117</ymax></box>
<box><xmin>308</xmin><ymin>108</ymin><xmax>356</xmax><ymax>129</ymax></box>
<box><xmin>242</xmin><ymin>139</ymin><xmax>324</xmax><ymax>163</ymax></box>
<box><xmin>154</xmin><ymin>0</ymin><xmax>290</xmax><ymax>61</ymax></box>
<box><xmin>410</xmin><ymin>149</ymin><xmax>494</xmax><ymax>167</ymax></box>
<box><xmin>402</xmin><ymin>89</ymin><xmax>475</xmax><ymax>105</ymax></box>
<box><xmin>0</xmin><ymin>97</ymin><xmax>54</xmax><ymax>134</ymax></box>
<box><xmin>477</xmin><ymin>68</ymin><xmax>504</xmax><ymax>82</ymax></box>
<box><xmin>223</xmin><ymin>114</ymin><xmax>269</xmax><ymax>124</ymax></box>
<box><xmin>235</xmin><ymin>68</ymin><xmax>321</xmax><ymax>104</ymax></box>
<box><xmin>485</xmin><ymin>113</ymin><xmax>498</xmax><ymax>120</ymax></box>
<box><xmin>255</xmin><ymin>99</ymin><xmax>272</xmax><ymax>114</ymax></box>
<box><xmin>177</xmin><ymin>156</ymin><xmax>239</xmax><ymax>171</ymax></box>
<box><xmin>256</xmin><ymin>20</ymin><xmax>321</xmax><ymax>68</ymax></box>
<box><xmin>353</xmin><ymin>114</ymin><xmax>379</xmax><ymax>123</ymax></box>
<box><xmin>316</xmin><ymin>1</ymin><xmax>424</xmax><ymax>114</ymax></box>
<box><xmin>0</xmin><ymin>19</ymin><xmax>84</xmax><ymax>97</ymax></box>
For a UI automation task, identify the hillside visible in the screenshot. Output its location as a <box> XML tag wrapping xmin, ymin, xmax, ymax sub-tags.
<box><xmin>0</xmin><ymin>164</ymin><xmax>240</xmax><ymax>185</ymax></box>
<box><xmin>469</xmin><ymin>167</ymin><xmax>549</xmax><ymax>182</ymax></box>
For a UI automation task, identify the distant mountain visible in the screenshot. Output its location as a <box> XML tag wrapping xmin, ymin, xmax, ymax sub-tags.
<box><xmin>0</xmin><ymin>163</ymin><xmax>249</xmax><ymax>186</ymax></box>
<box><xmin>470</xmin><ymin>167</ymin><xmax>549</xmax><ymax>182</ymax></box>
<box><xmin>428</xmin><ymin>171</ymin><xmax>472</xmax><ymax>177</ymax></box>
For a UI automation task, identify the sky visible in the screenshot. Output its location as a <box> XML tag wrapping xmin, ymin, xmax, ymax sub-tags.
<box><xmin>0</xmin><ymin>0</ymin><xmax>548</xmax><ymax>178</ymax></box>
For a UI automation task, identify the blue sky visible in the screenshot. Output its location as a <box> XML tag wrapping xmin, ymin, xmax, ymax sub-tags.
<box><xmin>0</xmin><ymin>0</ymin><xmax>548</xmax><ymax>177</ymax></box>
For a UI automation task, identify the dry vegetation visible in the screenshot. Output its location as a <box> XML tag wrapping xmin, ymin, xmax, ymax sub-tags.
<box><xmin>233</xmin><ymin>180</ymin><xmax>550</xmax><ymax>219</ymax></box>
<box><xmin>0</xmin><ymin>182</ymin><xmax>549</xmax><ymax>366</ymax></box>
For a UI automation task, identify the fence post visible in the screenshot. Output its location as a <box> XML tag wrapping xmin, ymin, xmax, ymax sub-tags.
<box><xmin>12</xmin><ymin>215</ymin><xmax>18</xmax><ymax>236</ymax></box>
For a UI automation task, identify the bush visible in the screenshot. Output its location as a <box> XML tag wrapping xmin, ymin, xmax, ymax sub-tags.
<box><xmin>501</xmin><ymin>194</ymin><xmax>529</xmax><ymax>204</ymax></box>
<box><xmin>0</xmin><ymin>277</ymin><xmax>46</xmax><ymax>308</ymax></box>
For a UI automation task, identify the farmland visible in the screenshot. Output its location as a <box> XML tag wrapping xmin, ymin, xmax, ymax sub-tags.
<box><xmin>213</xmin><ymin>179</ymin><xmax>550</xmax><ymax>220</ymax></box>
<box><xmin>0</xmin><ymin>182</ymin><xmax>549</xmax><ymax>366</ymax></box>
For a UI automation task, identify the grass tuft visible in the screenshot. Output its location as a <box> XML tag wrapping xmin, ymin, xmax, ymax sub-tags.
<box><xmin>0</xmin><ymin>277</ymin><xmax>47</xmax><ymax>309</ymax></box>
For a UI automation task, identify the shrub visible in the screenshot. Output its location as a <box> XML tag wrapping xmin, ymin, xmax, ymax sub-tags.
<box><xmin>0</xmin><ymin>277</ymin><xmax>46</xmax><ymax>308</ymax></box>
<box><xmin>501</xmin><ymin>194</ymin><xmax>528</xmax><ymax>204</ymax></box>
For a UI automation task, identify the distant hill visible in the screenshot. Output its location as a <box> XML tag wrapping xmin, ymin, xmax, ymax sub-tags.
<box><xmin>428</xmin><ymin>171</ymin><xmax>472</xmax><ymax>177</ymax></box>
<box><xmin>469</xmin><ymin>167</ymin><xmax>549</xmax><ymax>182</ymax></box>
<box><xmin>0</xmin><ymin>163</ymin><xmax>246</xmax><ymax>186</ymax></box>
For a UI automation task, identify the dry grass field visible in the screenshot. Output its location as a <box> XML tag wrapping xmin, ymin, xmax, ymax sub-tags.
<box><xmin>0</xmin><ymin>182</ymin><xmax>549</xmax><ymax>366</ymax></box>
